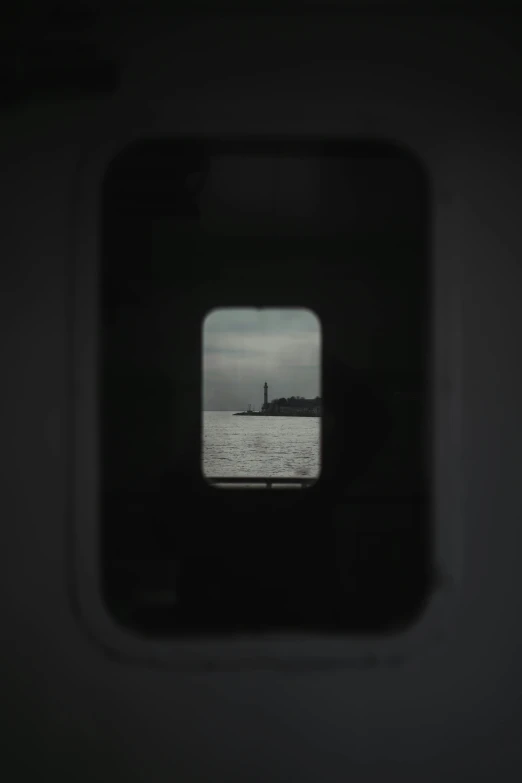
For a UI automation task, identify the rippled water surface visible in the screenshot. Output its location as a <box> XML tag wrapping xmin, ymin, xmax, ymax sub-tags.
<box><xmin>202</xmin><ymin>411</ymin><xmax>321</xmax><ymax>479</ymax></box>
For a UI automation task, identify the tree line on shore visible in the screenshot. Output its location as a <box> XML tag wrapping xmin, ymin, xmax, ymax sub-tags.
<box><xmin>273</xmin><ymin>396</ymin><xmax>321</xmax><ymax>406</ymax></box>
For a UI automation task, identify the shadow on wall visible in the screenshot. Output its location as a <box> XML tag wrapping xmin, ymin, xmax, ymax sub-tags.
<box><xmin>322</xmin><ymin>355</ymin><xmax>394</xmax><ymax>487</ymax></box>
<box><xmin>101</xmin><ymin>363</ymin><xmax>176</xmax><ymax>493</ymax></box>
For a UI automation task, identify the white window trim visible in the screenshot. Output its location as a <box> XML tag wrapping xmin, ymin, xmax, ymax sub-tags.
<box><xmin>71</xmin><ymin>118</ymin><xmax>462</xmax><ymax>670</ymax></box>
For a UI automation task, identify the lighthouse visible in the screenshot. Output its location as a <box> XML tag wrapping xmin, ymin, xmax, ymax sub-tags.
<box><xmin>263</xmin><ymin>381</ymin><xmax>268</xmax><ymax>410</ymax></box>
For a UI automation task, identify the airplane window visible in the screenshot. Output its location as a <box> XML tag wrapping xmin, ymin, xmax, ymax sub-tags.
<box><xmin>201</xmin><ymin>307</ymin><xmax>322</xmax><ymax>489</ymax></box>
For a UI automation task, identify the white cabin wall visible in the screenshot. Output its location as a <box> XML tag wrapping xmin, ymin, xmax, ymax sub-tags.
<box><xmin>2</xmin><ymin>10</ymin><xmax>522</xmax><ymax>782</ymax></box>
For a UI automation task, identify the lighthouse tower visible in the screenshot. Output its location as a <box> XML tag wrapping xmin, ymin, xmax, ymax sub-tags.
<box><xmin>263</xmin><ymin>381</ymin><xmax>268</xmax><ymax>410</ymax></box>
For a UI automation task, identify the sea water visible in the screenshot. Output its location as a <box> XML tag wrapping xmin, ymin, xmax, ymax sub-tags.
<box><xmin>202</xmin><ymin>411</ymin><xmax>321</xmax><ymax>480</ymax></box>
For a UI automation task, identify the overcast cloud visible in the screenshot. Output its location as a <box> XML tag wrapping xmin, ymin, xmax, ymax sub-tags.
<box><xmin>202</xmin><ymin>308</ymin><xmax>321</xmax><ymax>410</ymax></box>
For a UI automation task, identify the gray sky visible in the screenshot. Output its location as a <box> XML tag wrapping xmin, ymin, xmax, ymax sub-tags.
<box><xmin>202</xmin><ymin>308</ymin><xmax>321</xmax><ymax>410</ymax></box>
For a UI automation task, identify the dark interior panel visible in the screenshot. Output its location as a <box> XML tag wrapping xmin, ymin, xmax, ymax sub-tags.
<box><xmin>100</xmin><ymin>137</ymin><xmax>432</xmax><ymax>637</ymax></box>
